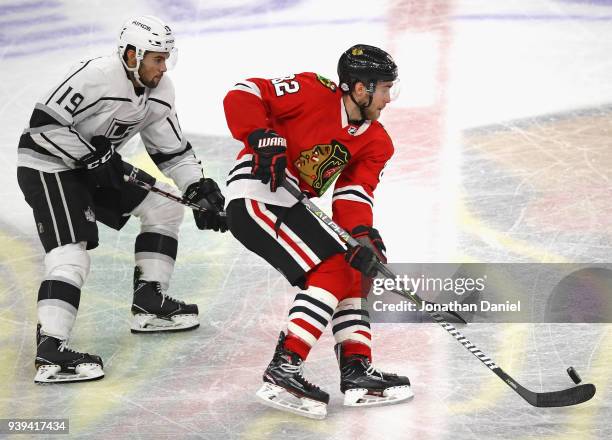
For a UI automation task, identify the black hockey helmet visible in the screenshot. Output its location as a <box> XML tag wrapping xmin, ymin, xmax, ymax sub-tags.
<box><xmin>337</xmin><ymin>44</ymin><xmax>398</xmax><ymax>94</ymax></box>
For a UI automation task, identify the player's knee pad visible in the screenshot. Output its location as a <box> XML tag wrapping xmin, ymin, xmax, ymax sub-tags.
<box><xmin>132</xmin><ymin>181</ymin><xmax>184</xmax><ymax>237</ymax></box>
<box><xmin>44</xmin><ymin>242</ymin><xmax>90</xmax><ymax>288</ymax></box>
<box><xmin>306</xmin><ymin>253</ymin><xmax>355</xmax><ymax>300</ymax></box>
<box><xmin>335</xmin><ymin>297</ymin><xmax>367</xmax><ymax>311</ymax></box>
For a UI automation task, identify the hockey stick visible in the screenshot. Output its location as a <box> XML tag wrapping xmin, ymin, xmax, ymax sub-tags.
<box><xmin>281</xmin><ymin>181</ymin><xmax>466</xmax><ymax>324</ymax></box>
<box><xmin>281</xmin><ymin>179</ymin><xmax>596</xmax><ymax>407</ymax></box>
<box><xmin>124</xmin><ymin>166</ymin><xmax>226</xmax><ymax>217</ymax></box>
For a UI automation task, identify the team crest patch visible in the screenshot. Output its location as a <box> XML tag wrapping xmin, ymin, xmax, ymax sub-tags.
<box><xmin>104</xmin><ymin>116</ymin><xmax>145</xmax><ymax>145</ymax></box>
<box><xmin>316</xmin><ymin>74</ymin><xmax>337</xmax><ymax>92</ymax></box>
<box><xmin>84</xmin><ymin>207</ymin><xmax>96</xmax><ymax>222</ymax></box>
<box><xmin>294</xmin><ymin>140</ymin><xmax>350</xmax><ymax>196</ymax></box>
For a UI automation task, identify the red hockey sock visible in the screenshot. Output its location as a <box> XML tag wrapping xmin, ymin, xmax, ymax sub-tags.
<box><xmin>284</xmin><ymin>331</ymin><xmax>311</xmax><ymax>360</ymax></box>
<box><xmin>341</xmin><ymin>340</ymin><xmax>372</xmax><ymax>362</ymax></box>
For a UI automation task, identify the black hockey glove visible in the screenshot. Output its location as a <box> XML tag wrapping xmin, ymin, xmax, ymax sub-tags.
<box><xmin>183</xmin><ymin>178</ymin><xmax>228</xmax><ymax>232</ymax></box>
<box><xmin>81</xmin><ymin>136</ymin><xmax>124</xmax><ymax>191</ymax></box>
<box><xmin>344</xmin><ymin>226</ymin><xmax>387</xmax><ymax>278</ymax></box>
<box><xmin>351</xmin><ymin>225</ymin><xmax>387</xmax><ymax>263</ymax></box>
<box><xmin>248</xmin><ymin>128</ymin><xmax>287</xmax><ymax>192</ymax></box>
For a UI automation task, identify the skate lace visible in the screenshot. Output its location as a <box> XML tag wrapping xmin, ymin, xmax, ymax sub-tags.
<box><xmin>364</xmin><ymin>363</ymin><xmax>384</xmax><ymax>378</ymax></box>
<box><xmin>155</xmin><ymin>283</ymin><xmax>186</xmax><ymax>305</ymax></box>
<box><xmin>57</xmin><ymin>339</ymin><xmax>78</xmax><ymax>354</ymax></box>
<box><xmin>280</xmin><ymin>363</ymin><xmax>302</xmax><ymax>374</ymax></box>
<box><xmin>280</xmin><ymin>361</ymin><xmax>320</xmax><ymax>390</ymax></box>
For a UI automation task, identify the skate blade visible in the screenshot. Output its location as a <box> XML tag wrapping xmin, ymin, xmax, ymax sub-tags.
<box><xmin>344</xmin><ymin>385</ymin><xmax>414</xmax><ymax>407</ymax></box>
<box><xmin>256</xmin><ymin>383</ymin><xmax>327</xmax><ymax>420</ymax></box>
<box><xmin>35</xmin><ymin>363</ymin><xmax>104</xmax><ymax>384</ymax></box>
<box><xmin>131</xmin><ymin>314</ymin><xmax>199</xmax><ymax>333</ymax></box>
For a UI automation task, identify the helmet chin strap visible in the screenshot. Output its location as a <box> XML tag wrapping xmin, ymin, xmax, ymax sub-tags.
<box><xmin>348</xmin><ymin>91</ymin><xmax>373</xmax><ymax>124</ymax></box>
<box><xmin>120</xmin><ymin>53</ymin><xmax>146</xmax><ymax>88</ymax></box>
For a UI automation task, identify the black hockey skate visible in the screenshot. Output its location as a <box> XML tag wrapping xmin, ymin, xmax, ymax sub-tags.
<box><xmin>131</xmin><ymin>279</ymin><xmax>199</xmax><ymax>333</ymax></box>
<box><xmin>336</xmin><ymin>344</ymin><xmax>414</xmax><ymax>407</ymax></box>
<box><xmin>35</xmin><ymin>327</ymin><xmax>104</xmax><ymax>384</ymax></box>
<box><xmin>256</xmin><ymin>332</ymin><xmax>329</xmax><ymax>419</ymax></box>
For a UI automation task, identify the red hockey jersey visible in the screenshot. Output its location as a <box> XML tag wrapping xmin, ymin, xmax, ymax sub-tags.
<box><xmin>223</xmin><ymin>72</ymin><xmax>394</xmax><ymax>231</ymax></box>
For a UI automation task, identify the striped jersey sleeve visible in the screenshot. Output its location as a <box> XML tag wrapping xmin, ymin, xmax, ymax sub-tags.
<box><xmin>17</xmin><ymin>59</ymin><xmax>107</xmax><ymax>171</ymax></box>
<box><xmin>332</xmin><ymin>132</ymin><xmax>394</xmax><ymax>232</ymax></box>
<box><xmin>223</xmin><ymin>73</ymin><xmax>317</xmax><ymax>146</ymax></box>
<box><xmin>140</xmin><ymin>80</ymin><xmax>202</xmax><ymax>192</ymax></box>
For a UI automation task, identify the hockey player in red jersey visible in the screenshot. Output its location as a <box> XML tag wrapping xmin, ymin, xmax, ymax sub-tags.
<box><xmin>223</xmin><ymin>44</ymin><xmax>413</xmax><ymax>419</ymax></box>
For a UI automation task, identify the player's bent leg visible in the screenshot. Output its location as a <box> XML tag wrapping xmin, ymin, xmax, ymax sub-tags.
<box><xmin>286</xmin><ymin>253</ymin><xmax>354</xmax><ymax>359</ymax></box>
<box><xmin>256</xmin><ymin>258</ymin><xmax>351</xmax><ymax>419</ymax></box>
<box><xmin>256</xmin><ymin>285</ymin><xmax>338</xmax><ymax>419</ymax></box>
<box><xmin>36</xmin><ymin>242</ymin><xmax>103</xmax><ymax>383</ymax></box>
<box><xmin>285</xmin><ymin>285</ymin><xmax>339</xmax><ymax>358</ymax></box>
<box><xmin>130</xmin><ymin>182</ymin><xmax>184</xmax><ymax>290</ymax></box>
<box><xmin>40</xmin><ymin>242</ymin><xmax>89</xmax><ymax>338</ymax></box>
<box><xmin>129</xmin><ymin>184</ymin><xmax>198</xmax><ymax>333</ymax></box>
<box><xmin>226</xmin><ymin>200</ymin><xmax>349</xmax><ymax>418</ymax></box>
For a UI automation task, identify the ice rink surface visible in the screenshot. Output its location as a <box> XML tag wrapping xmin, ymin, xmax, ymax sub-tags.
<box><xmin>0</xmin><ymin>0</ymin><xmax>611</xmax><ymax>439</ymax></box>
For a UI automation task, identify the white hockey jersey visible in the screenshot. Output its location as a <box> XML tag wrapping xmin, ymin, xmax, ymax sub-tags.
<box><xmin>17</xmin><ymin>54</ymin><xmax>202</xmax><ymax>192</ymax></box>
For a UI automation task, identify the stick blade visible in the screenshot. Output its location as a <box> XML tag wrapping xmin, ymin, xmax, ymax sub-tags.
<box><xmin>534</xmin><ymin>383</ymin><xmax>596</xmax><ymax>407</ymax></box>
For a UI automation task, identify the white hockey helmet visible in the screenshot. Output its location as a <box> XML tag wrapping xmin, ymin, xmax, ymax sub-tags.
<box><xmin>117</xmin><ymin>15</ymin><xmax>177</xmax><ymax>86</ymax></box>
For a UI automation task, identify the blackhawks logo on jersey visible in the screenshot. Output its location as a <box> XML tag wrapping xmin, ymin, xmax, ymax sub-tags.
<box><xmin>316</xmin><ymin>74</ymin><xmax>337</xmax><ymax>92</ymax></box>
<box><xmin>294</xmin><ymin>140</ymin><xmax>350</xmax><ymax>195</ymax></box>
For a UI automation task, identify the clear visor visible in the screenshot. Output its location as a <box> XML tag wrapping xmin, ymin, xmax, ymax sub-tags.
<box><xmin>372</xmin><ymin>78</ymin><xmax>401</xmax><ymax>102</ymax></box>
<box><xmin>166</xmin><ymin>47</ymin><xmax>178</xmax><ymax>70</ymax></box>
<box><xmin>140</xmin><ymin>47</ymin><xmax>179</xmax><ymax>71</ymax></box>
<box><xmin>389</xmin><ymin>78</ymin><xmax>401</xmax><ymax>101</ymax></box>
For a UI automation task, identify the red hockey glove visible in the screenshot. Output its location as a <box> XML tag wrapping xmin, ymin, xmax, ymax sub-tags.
<box><xmin>247</xmin><ymin>128</ymin><xmax>287</xmax><ymax>192</ymax></box>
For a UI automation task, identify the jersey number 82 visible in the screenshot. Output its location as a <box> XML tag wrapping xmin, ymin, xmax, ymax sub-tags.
<box><xmin>271</xmin><ymin>75</ymin><xmax>300</xmax><ymax>96</ymax></box>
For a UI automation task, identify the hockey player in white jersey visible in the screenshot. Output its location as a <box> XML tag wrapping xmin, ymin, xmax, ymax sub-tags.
<box><xmin>17</xmin><ymin>16</ymin><xmax>226</xmax><ymax>383</ymax></box>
